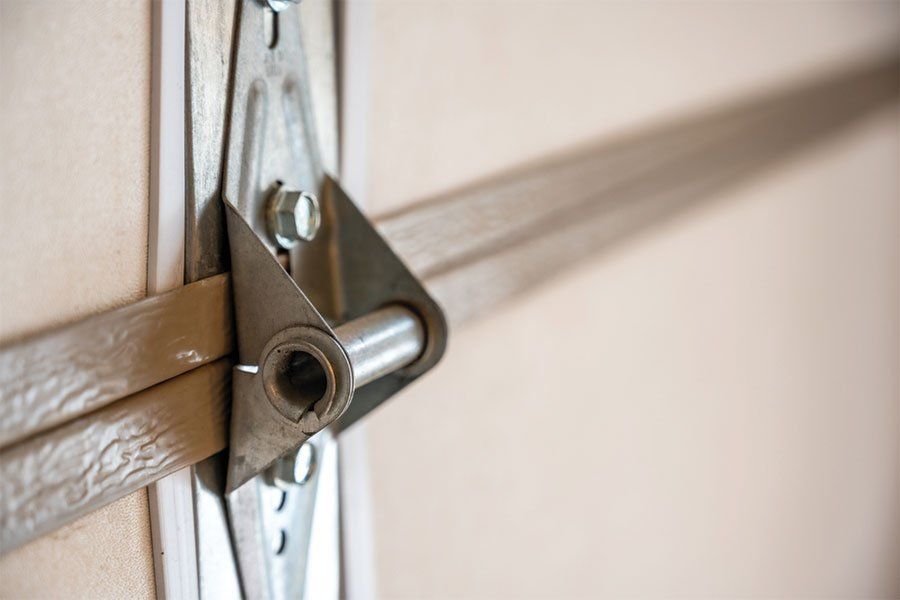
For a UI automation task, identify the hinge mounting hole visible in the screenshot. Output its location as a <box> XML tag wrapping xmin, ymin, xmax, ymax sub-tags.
<box><xmin>264</xmin><ymin>9</ymin><xmax>279</xmax><ymax>49</ymax></box>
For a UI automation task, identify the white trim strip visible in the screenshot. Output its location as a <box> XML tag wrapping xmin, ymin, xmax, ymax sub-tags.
<box><xmin>148</xmin><ymin>0</ymin><xmax>186</xmax><ymax>296</ymax></box>
<box><xmin>147</xmin><ymin>1</ymin><xmax>196</xmax><ymax>599</ymax></box>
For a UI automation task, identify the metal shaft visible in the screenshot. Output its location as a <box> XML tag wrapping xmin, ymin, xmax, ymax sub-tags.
<box><xmin>334</xmin><ymin>305</ymin><xmax>426</xmax><ymax>388</ymax></box>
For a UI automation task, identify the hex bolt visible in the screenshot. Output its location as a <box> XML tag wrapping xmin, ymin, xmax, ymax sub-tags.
<box><xmin>270</xmin><ymin>443</ymin><xmax>317</xmax><ymax>489</ymax></box>
<box><xmin>267</xmin><ymin>186</ymin><xmax>321</xmax><ymax>249</ymax></box>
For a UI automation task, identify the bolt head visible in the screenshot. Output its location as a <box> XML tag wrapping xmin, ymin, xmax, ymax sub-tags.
<box><xmin>268</xmin><ymin>188</ymin><xmax>321</xmax><ymax>249</ymax></box>
<box><xmin>270</xmin><ymin>443</ymin><xmax>317</xmax><ymax>489</ymax></box>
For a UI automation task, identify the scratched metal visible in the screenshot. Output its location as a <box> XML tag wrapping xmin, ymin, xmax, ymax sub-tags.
<box><xmin>184</xmin><ymin>4</ymin><xmax>341</xmax><ymax>598</ymax></box>
<box><xmin>184</xmin><ymin>0</ymin><xmax>338</xmax><ymax>282</ymax></box>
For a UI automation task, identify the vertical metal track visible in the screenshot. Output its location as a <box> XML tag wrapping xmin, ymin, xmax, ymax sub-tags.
<box><xmin>185</xmin><ymin>1</ymin><xmax>341</xmax><ymax>597</ymax></box>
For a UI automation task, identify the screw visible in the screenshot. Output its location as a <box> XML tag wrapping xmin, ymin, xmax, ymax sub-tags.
<box><xmin>267</xmin><ymin>186</ymin><xmax>321</xmax><ymax>249</ymax></box>
<box><xmin>270</xmin><ymin>443</ymin><xmax>317</xmax><ymax>489</ymax></box>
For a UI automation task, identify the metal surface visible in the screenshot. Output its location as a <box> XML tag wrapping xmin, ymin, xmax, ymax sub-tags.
<box><xmin>184</xmin><ymin>0</ymin><xmax>339</xmax><ymax>282</ymax></box>
<box><xmin>268</xmin><ymin>186</ymin><xmax>321</xmax><ymax>248</ymax></box>
<box><xmin>265</xmin><ymin>0</ymin><xmax>300</xmax><ymax>13</ymax></box>
<box><xmin>223</xmin><ymin>201</ymin><xmax>352</xmax><ymax>492</ymax></box>
<box><xmin>220</xmin><ymin>2</ymin><xmax>445</xmax><ymax>598</ymax></box>
<box><xmin>228</xmin><ymin>431</ymin><xmax>328</xmax><ymax>600</ymax></box>
<box><xmin>221</xmin><ymin>0</ymin><xmax>446</xmax><ymax>488</ymax></box>
<box><xmin>315</xmin><ymin>178</ymin><xmax>449</xmax><ymax>431</ymax></box>
<box><xmin>221</xmin><ymin>2</ymin><xmax>322</xmax><ymax>250</ymax></box>
<box><xmin>259</xmin><ymin>434</ymin><xmax>321</xmax><ymax>599</ymax></box>
<box><xmin>185</xmin><ymin>2</ymin><xmax>342</xmax><ymax>597</ymax></box>
<box><xmin>336</xmin><ymin>305</ymin><xmax>426</xmax><ymax>388</ymax></box>
<box><xmin>270</xmin><ymin>443</ymin><xmax>316</xmax><ymax>487</ymax></box>
<box><xmin>185</xmin><ymin>1</ymin><xmax>341</xmax><ymax>598</ymax></box>
<box><xmin>219</xmin><ymin>1</ymin><xmax>337</xmax><ymax>497</ymax></box>
<box><xmin>224</xmin><ymin>180</ymin><xmax>444</xmax><ymax>490</ymax></box>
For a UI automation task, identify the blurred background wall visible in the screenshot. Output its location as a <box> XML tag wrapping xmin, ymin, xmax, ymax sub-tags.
<box><xmin>352</xmin><ymin>2</ymin><xmax>900</xmax><ymax>598</ymax></box>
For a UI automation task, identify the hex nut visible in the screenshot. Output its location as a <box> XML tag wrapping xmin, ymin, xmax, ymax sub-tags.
<box><xmin>267</xmin><ymin>187</ymin><xmax>321</xmax><ymax>249</ymax></box>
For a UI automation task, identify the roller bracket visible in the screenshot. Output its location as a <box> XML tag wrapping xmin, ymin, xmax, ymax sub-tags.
<box><xmin>220</xmin><ymin>2</ymin><xmax>446</xmax><ymax>597</ymax></box>
<box><xmin>223</xmin><ymin>181</ymin><xmax>446</xmax><ymax>493</ymax></box>
<box><xmin>222</xmin><ymin>0</ymin><xmax>445</xmax><ymax>496</ymax></box>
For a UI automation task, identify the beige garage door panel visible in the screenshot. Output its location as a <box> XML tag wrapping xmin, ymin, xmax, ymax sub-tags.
<box><xmin>368</xmin><ymin>106</ymin><xmax>899</xmax><ymax>598</ymax></box>
<box><xmin>362</xmin><ymin>2</ymin><xmax>899</xmax><ymax>598</ymax></box>
<box><xmin>366</xmin><ymin>0</ymin><xmax>899</xmax><ymax>214</ymax></box>
<box><xmin>0</xmin><ymin>493</ymin><xmax>155</xmax><ymax>600</ymax></box>
<box><xmin>0</xmin><ymin>0</ymin><xmax>150</xmax><ymax>342</ymax></box>
<box><xmin>0</xmin><ymin>2</ymin><xmax>154</xmax><ymax>598</ymax></box>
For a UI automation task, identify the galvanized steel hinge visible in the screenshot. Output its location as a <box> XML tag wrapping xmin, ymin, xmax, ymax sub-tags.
<box><xmin>220</xmin><ymin>1</ymin><xmax>446</xmax><ymax>597</ymax></box>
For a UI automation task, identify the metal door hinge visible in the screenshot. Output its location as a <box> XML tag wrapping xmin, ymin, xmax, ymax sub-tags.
<box><xmin>220</xmin><ymin>2</ymin><xmax>446</xmax><ymax>597</ymax></box>
<box><xmin>223</xmin><ymin>179</ymin><xmax>446</xmax><ymax>493</ymax></box>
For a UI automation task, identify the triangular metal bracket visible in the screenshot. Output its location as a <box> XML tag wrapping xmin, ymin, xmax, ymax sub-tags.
<box><xmin>219</xmin><ymin>3</ymin><xmax>446</xmax><ymax>597</ymax></box>
<box><xmin>223</xmin><ymin>200</ymin><xmax>353</xmax><ymax>493</ymax></box>
<box><xmin>222</xmin><ymin>0</ymin><xmax>446</xmax><ymax>493</ymax></box>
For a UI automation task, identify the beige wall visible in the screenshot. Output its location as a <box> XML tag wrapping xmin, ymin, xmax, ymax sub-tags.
<box><xmin>365</xmin><ymin>0</ymin><xmax>899</xmax><ymax>214</ymax></box>
<box><xmin>360</xmin><ymin>2</ymin><xmax>899</xmax><ymax>598</ymax></box>
<box><xmin>0</xmin><ymin>2</ymin><xmax>155</xmax><ymax>598</ymax></box>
